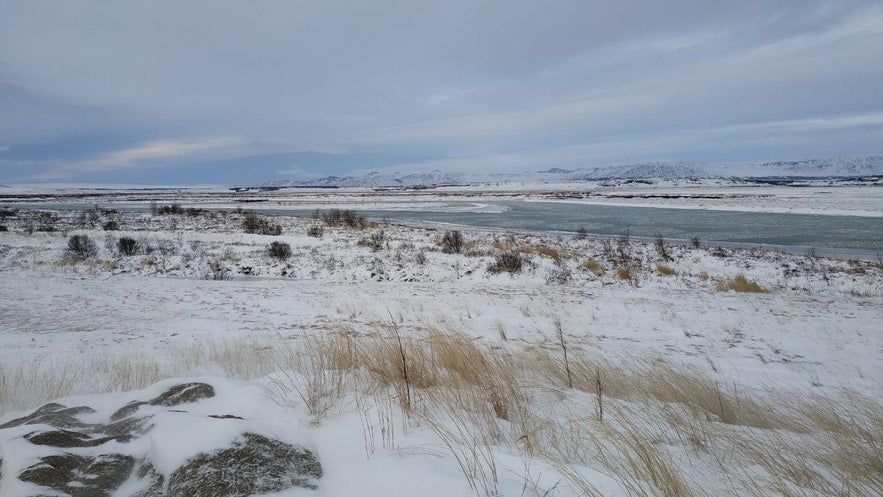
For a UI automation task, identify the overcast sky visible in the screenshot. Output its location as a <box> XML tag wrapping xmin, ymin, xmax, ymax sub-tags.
<box><xmin>2</xmin><ymin>1</ymin><xmax>882</xmax><ymax>185</ymax></box>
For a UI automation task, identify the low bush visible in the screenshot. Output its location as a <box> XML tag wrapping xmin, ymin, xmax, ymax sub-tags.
<box><xmin>204</xmin><ymin>259</ymin><xmax>232</xmax><ymax>281</ymax></box>
<box><xmin>320</xmin><ymin>209</ymin><xmax>371</xmax><ymax>229</ymax></box>
<box><xmin>358</xmin><ymin>230</ymin><xmax>386</xmax><ymax>251</ymax></box>
<box><xmin>243</xmin><ymin>213</ymin><xmax>282</xmax><ymax>236</ymax></box>
<box><xmin>117</xmin><ymin>237</ymin><xmax>139</xmax><ymax>256</ymax></box>
<box><xmin>102</xmin><ymin>220</ymin><xmax>119</xmax><ymax>231</ymax></box>
<box><xmin>715</xmin><ymin>273</ymin><xmax>768</xmax><ymax>293</ymax></box>
<box><xmin>488</xmin><ymin>251</ymin><xmax>523</xmax><ymax>274</ymax></box>
<box><xmin>267</xmin><ymin>241</ymin><xmax>292</xmax><ymax>260</ymax></box>
<box><xmin>690</xmin><ymin>236</ymin><xmax>701</xmax><ymax>249</ymax></box>
<box><xmin>66</xmin><ymin>235</ymin><xmax>97</xmax><ymax>260</ymax></box>
<box><xmin>0</xmin><ymin>225</ymin><xmax>7</xmax><ymax>232</ymax></box>
<box><xmin>654</xmin><ymin>232</ymin><xmax>671</xmax><ymax>261</ymax></box>
<box><xmin>575</xmin><ymin>226</ymin><xmax>588</xmax><ymax>240</ymax></box>
<box><xmin>156</xmin><ymin>203</ymin><xmax>186</xmax><ymax>215</ymax></box>
<box><xmin>546</xmin><ymin>266</ymin><xmax>572</xmax><ymax>284</ymax></box>
<box><xmin>306</xmin><ymin>225</ymin><xmax>324</xmax><ymax>238</ymax></box>
<box><xmin>441</xmin><ymin>230</ymin><xmax>464</xmax><ymax>254</ymax></box>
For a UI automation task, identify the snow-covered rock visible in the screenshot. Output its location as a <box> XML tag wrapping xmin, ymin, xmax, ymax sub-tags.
<box><xmin>0</xmin><ymin>380</ymin><xmax>322</xmax><ymax>497</ymax></box>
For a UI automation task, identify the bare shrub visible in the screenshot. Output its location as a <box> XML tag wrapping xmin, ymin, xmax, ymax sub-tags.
<box><xmin>0</xmin><ymin>225</ymin><xmax>7</xmax><ymax>232</ymax></box>
<box><xmin>35</xmin><ymin>212</ymin><xmax>59</xmax><ymax>232</ymax></box>
<box><xmin>441</xmin><ymin>230</ymin><xmax>464</xmax><ymax>254</ymax></box>
<box><xmin>416</xmin><ymin>249</ymin><xmax>427</xmax><ymax>265</ymax></box>
<box><xmin>358</xmin><ymin>230</ymin><xmax>386</xmax><ymax>251</ymax></box>
<box><xmin>117</xmin><ymin>237</ymin><xmax>138</xmax><ymax>256</ymax></box>
<box><xmin>546</xmin><ymin>265</ymin><xmax>572</xmax><ymax>284</ymax></box>
<box><xmin>156</xmin><ymin>203</ymin><xmax>185</xmax><ymax>215</ymax></box>
<box><xmin>267</xmin><ymin>241</ymin><xmax>292</xmax><ymax>260</ymax></box>
<box><xmin>66</xmin><ymin>234</ymin><xmax>97</xmax><ymax>260</ymax></box>
<box><xmin>102</xmin><ymin>220</ymin><xmax>119</xmax><ymax>231</ymax></box>
<box><xmin>204</xmin><ymin>259</ymin><xmax>232</xmax><ymax>280</ymax></box>
<box><xmin>342</xmin><ymin>209</ymin><xmax>368</xmax><ymax>229</ymax></box>
<box><xmin>575</xmin><ymin>226</ymin><xmax>588</xmax><ymax>240</ymax></box>
<box><xmin>715</xmin><ymin>273</ymin><xmax>768</xmax><ymax>293</ymax></box>
<box><xmin>306</xmin><ymin>225</ymin><xmax>324</xmax><ymax>238</ymax></box>
<box><xmin>616</xmin><ymin>229</ymin><xmax>632</xmax><ymax>265</ymax></box>
<box><xmin>243</xmin><ymin>212</ymin><xmax>282</xmax><ymax>235</ymax></box>
<box><xmin>320</xmin><ymin>209</ymin><xmax>371</xmax><ymax>229</ymax></box>
<box><xmin>690</xmin><ymin>236</ymin><xmax>701</xmax><ymax>249</ymax></box>
<box><xmin>654</xmin><ymin>232</ymin><xmax>671</xmax><ymax>261</ymax></box>
<box><xmin>488</xmin><ymin>251</ymin><xmax>523</xmax><ymax>274</ymax></box>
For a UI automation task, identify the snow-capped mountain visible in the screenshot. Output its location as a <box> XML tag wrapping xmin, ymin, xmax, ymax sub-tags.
<box><xmin>263</xmin><ymin>156</ymin><xmax>883</xmax><ymax>187</ymax></box>
<box><xmin>582</xmin><ymin>162</ymin><xmax>711</xmax><ymax>181</ymax></box>
<box><xmin>264</xmin><ymin>170</ymin><xmax>465</xmax><ymax>188</ymax></box>
<box><xmin>755</xmin><ymin>156</ymin><xmax>883</xmax><ymax>177</ymax></box>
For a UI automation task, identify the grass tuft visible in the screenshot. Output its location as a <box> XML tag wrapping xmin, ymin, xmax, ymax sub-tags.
<box><xmin>715</xmin><ymin>273</ymin><xmax>768</xmax><ymax>293</ymax></box>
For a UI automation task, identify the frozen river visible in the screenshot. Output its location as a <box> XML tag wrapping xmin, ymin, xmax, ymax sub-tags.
<box><xmin>271</xmin><ymin>201</ymin><xmax>883</xmax><ymax>257</ymax></box>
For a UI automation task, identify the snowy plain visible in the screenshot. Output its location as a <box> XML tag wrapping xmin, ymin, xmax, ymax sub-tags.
<box><xmin>0</xmin><ymin>186</ymin><xmax>881</xmax><ymax>497</ymax></box>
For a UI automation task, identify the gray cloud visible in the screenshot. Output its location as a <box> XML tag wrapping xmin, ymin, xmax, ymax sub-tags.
<box><xmin>1</xmin><ymin>0</ymin><xmax>881</xmax><ymax>182</ymax></box>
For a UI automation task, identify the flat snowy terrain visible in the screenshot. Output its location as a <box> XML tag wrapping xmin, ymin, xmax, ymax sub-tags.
<box><xmin>0</xmin><ymin>198</ymin><xmax>881</xmax><ymax>496</ymax></box>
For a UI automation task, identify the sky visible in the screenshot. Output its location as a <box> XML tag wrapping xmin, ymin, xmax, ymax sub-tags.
<box><xmin>1</xmin><ymin>1</ymin><xmax>882</xmax><ymax>185</ymax></box>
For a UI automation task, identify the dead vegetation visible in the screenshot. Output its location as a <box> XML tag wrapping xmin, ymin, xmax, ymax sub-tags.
<box><xmin>715</xmin><ymin>273</ymin><xmax>768</xmax><ymax>293</ymax></box>
<box><xmin>6</xmin><ymin>323</ymin><xmax>877</xmax><ymax>497</ymax></box>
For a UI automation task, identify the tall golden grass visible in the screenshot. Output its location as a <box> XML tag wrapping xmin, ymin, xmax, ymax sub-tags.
<box><xmin>2</xmin><ymin>326</ymin><xmax>879</xmax><ymax>497</ymax></box>
<box><xmin>716</xmin><ymin>273</ymin><xmax>768</xmax><ymax>293</ymax></box>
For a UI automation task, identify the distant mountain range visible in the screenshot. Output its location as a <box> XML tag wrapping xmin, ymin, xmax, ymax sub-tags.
<box><xmin>262</xmin><ymin>156</ymin><xmax>883</xmax><ymax>188</ymax></box>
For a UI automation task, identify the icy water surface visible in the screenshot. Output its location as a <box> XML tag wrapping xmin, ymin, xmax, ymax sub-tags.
<box><xmin>11</xmin><ymin>199</ymin><xmax>883</xmax><ymax>257</ymax></box>
<box><xmin>275</xmin><ymin>201</ymin><xmax>883</xmax><ymax>256</ymax></box>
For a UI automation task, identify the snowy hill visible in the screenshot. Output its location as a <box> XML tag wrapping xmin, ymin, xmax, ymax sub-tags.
<box><xmin>583</xmin><ymin>162</ymin><xmax>711</xmax><ymax>181</ymax></box>
<box><xmin>755</xmin><ymin>156</ymin><xmax>883</xmax><ymax>177</ymax></box>
<box><xmin>263</xmin><ymin>156</ymin><xmax>883</xmax><ymax>187</ymax></box>
<box><xmin>265</xmin><ymin>170</ymin><xmax>465</xmax><ymax>188</ymax></box>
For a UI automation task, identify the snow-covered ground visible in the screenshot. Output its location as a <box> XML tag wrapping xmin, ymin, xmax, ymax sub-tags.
<box><xmin>1</xmin><ymin>204</ymin><xmax>881</xmax><ymax>496</ymax></box>
<box><xmin>4</xmin><ymin>181</ymin><xmax>883</xmax><ymax>217</ymax></box>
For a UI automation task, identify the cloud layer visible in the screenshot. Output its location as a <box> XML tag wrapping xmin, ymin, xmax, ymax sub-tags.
<box><xmin>1</xmin><ymin>1</ymin><xmax>882</xmax><ymax>183</ymax></box>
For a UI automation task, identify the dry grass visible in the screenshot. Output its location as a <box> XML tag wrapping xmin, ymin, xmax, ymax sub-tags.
<box><xmin>579</xmin><ymin>258</ymin><xmax>606</xmax><ymax>276</ymax></box>
<box><xmin>3</xmin><ymin>326</ymin><xmax>879</xmax><ymax>497</ymax></box>
<box><xmin>715</xmin><ymin>273</ymin><xmax>768</xmax><ymax>293</ymax></box>
<box><xmin>656</xmin><ymin>263</ymin><xmax>676</xmax><ymax>276</ymax></box>
<box><xmin>536</xmin><ymin>246</ymin><xmax>566</xmax><ymax>262</ymax></box>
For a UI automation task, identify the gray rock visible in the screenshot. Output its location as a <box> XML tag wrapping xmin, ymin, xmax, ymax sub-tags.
<box><xmin>0</xmin><ymin>403</ymin><xmax>96</xmax><ymax>430</ymax></box>
<box><xmin>24</xmin><ymin>429</ymin><xmax>131</xmax><ymax>448</ymax></box>
<box><xmin>139</xmin><ymin>433</ymin><xmax>322</xmax><ymax>497</ymax></box>
<box><xmin>1</xmin><ymin>382</ymin><xmax>322</xmax><ymax>497</ymax></box>
<box><xmin>148</xmin><ymin>382</ymin><xmax>215</xmax><ymax>407</ymax></box>
<box><xmin>19</xmin><ymin>453</ymin><xmax>136</xmax><ymax>497</ymax></box>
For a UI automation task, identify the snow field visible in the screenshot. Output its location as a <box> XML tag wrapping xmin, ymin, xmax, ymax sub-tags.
<box><xmin>1</xmin><ymin>206</ymin><xmax>881</xmax><ymax>496</ymax></box>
